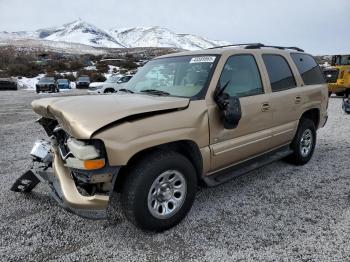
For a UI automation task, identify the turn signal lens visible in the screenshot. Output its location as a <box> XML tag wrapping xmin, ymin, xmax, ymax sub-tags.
<box><xmin>83</xmin><ymin>159</ymin><xmax>105</xmax><ymax>170</ymax></box>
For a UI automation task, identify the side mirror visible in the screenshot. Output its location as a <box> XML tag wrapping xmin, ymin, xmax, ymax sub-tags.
<box><xmin>214</xmin><ymin>81</ymin><xmax>242</xmax><ymax>129</ymax></box>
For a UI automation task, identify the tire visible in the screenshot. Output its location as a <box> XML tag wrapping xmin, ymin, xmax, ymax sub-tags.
<box><xmin>328</xmin><ymin>92</ymin><xmax>332</xmax><ymax>97</ymax></box>
<box><xmin>104</xmin><ymin>89</ymin><xmax>114</xmax><ymax>93</ymax></box>
<box><xmin>336</xmin><ymin>92</ymin><xmax>345</xmax><ymax>97</ymax></box>
<box><xmin>121</xmin><ymin>150</ymin><xmax>197</xmax><ymax>231</ymax></box>
<box><xmin>345</xmin><ymin>89</ymin><xmax>350</xmax><ymax>98</ymax></box>
<box><xmin>286</xmin><ymin>118</ymin><xmax>316</xmax><ymax>165</ymax></box>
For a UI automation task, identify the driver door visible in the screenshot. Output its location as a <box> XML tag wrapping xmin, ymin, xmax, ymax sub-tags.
<box><xmin>208</xmin><ymin>54</ymin><xmax>273</xmax><ymax>172</ymax></box>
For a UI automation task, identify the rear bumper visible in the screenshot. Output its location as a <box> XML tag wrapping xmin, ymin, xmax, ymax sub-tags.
<box><xmin>76</xmin><ymin>84</ymin><xmax>90</xmax><ymax>89</ymax></box>
<box><xmin>34</xmin><ymin>150</ymin><xmax>119</xmax><ymax>219</ymax></box>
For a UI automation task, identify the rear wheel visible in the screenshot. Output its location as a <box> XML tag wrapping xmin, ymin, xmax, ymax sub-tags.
<box><xmin>286</xmin><ymin>118</ymin><xmax>316</xmax><ymax>165</ymax></box>
<box><xmin>121</xmin><ymin>151</ymin><xmax>197</xmax><ymax>231</ymax></box>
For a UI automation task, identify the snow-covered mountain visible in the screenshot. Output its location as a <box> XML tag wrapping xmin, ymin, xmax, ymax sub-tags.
<box><xmin>0</xmin><ymin>20</ymin><xmax>231</xmax><ymax>51</ymax></box>
<box><xmin>109</xmin><ymin>26</ymin><xmax>230</xmax><ymax>50</ymax></box>
<box><xmin>36</xmin><ymin>20</ymin><xmax>125</xmax><ymax>48</ymax></box>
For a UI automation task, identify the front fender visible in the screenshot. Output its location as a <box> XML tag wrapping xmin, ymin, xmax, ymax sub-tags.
<box><xmin>93</xmin><ymin>100</ymin><xmax>209</xmax><ymax>166</ymax></box>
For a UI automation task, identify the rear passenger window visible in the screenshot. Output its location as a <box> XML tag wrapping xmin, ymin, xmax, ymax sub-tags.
<box><xmin>219</xmin><ymin>55</ymin><xmax>263</xmax><ymax>97</ymax></box>
<box><xmin>262</xmin><ymin>54</ymin><xmax>296</xmax><ymax>92</ymax></box>
<box><xmin>291</xmin><ymin>53</ymin><xmax>325</xmax><ymax>85</ymax></box>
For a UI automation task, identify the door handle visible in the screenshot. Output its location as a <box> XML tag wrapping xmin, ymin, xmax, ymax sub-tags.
<box><xmin>261</xmin><ymin>102</ymin><xmax>270</xmax><ymax>112</ymax></box>
<box><xmin>295</xmin><ymin>96</ymin><xmax>302</xmax><ymax>104</ymax></box>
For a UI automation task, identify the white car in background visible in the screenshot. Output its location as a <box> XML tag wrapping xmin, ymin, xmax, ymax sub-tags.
<box><xmin>88</xmin><ymin>75</ymin><xmax>133</xmax><ymax>94</ymax></box>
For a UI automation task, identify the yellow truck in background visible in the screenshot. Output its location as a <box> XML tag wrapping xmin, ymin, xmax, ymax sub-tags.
<box><xmin>323</xmin><ymin>55</ymin><xmax>350</xmax><ymax>97</ymax></box>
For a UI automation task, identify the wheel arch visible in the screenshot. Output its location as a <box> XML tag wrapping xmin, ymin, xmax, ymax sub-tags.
<box><xmin>300</xmin><ymin>108</ymin><xmax>320</xmax><ymax>129</ymax></box>
<box><xmin>114</xmin><ymin>140</ymin><xmax>203</xmax><ymax>192</ymax></box>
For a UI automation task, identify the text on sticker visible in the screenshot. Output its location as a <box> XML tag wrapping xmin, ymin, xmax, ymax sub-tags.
<box><xmin>189</xmin><ymin>56</ymin><xmax>216</xmax><ymax>63</ymax></box>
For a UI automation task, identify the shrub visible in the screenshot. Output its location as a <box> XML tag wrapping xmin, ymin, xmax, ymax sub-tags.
<box><xmin>90</xmin><ymin>72</ymin><xmax>106</xmax><ymax>82</ymax></box>
<box><xmin>69</xmin><ymin>60</ymin><xmax>85</xmax><ymax>71</ymax></box>
<box><xmin>77</xmin><ymin>70</ymin><xmax>106</xmax><ymax>82</ymax></box>
<box><xmin>7</xmin><ymin>63</ymin><xmax>43</xmax><ymax>78</ymax></box>
<box><xmin>96</xmin><ymin>62</ymin><xmax>109</xmax><ymax>73</ymax></box>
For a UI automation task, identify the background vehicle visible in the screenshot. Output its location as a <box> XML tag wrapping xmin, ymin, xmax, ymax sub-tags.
<box><xmin>323</xmin><ymin>55</ymin><xmax>350</xmax><ymax>96</ymax></box>
<box><xmin>12</xmin><ymin>44</ymin><xmax>328</xmax><ymax>231</ymax></box>
<box><xmin>35</xmin><ymin>77</ymin><xmax>58</xmax><ymax>93</ymax></box>
<box><xmin>88</xmin><ymin>74</ymin><xmax>133</xmax><ymax>94</ymax></box>
<box><xmin>57</xmin><ymin>79</ymin><xmax>71</xmax><ymax>90</ymax></box>
<box><xmin>0</xmin><ymin>78</ymin><xmax>17</xmax><ymax>90</ymax></box>
<box><xmin>76</xmin><ymin>76</ymin><xmax>90</xmax><ymax>89</ymax></box>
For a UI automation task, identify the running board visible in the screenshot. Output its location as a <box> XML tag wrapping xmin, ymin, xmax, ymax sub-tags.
<box><xmin>203</xmin><ymin>145</ymin><xmax>293</xmax><ymax>187</ymax></box>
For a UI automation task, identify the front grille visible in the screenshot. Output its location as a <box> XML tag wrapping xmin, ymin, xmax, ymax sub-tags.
<box><xmin>323</xmin><ymin>69</ymin><xmax>339</xmax><ymax>83</ymax></box>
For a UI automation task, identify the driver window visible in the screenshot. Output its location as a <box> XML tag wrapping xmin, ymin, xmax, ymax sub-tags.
<box><xmin>219</xmin><ymin>54</ymin><xmax>263</xmax><ymax>97</ymax></box>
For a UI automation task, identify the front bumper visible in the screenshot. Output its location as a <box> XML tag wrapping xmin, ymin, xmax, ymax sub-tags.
<box><xmin>87</xmin><ymin>89</ymin><xmax>101</xmax><ymax>94</ymax></box>
<box><xmin>17</xmin><ymin>148</ymin><xmax>119</xmax><ymax>220</ymax></box>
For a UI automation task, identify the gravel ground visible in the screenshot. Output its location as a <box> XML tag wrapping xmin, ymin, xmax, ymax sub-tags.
<box><xmin>1</xmin><ymin>90</ymin><xmax>350</xmax><ymax>261</ymax></box>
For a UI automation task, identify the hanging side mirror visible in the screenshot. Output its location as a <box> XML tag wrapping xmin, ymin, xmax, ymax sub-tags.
<box><xmin>214</xmin><ymin>81</ymin><xmax>242</xmax><ymax>129</ymax></box>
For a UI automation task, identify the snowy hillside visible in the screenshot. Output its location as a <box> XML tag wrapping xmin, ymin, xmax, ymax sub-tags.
<box><xmin>0</xmin><ymin>20</ymin><xmax>231</xmax><ymax>51</ymax></box>
<box><xmin>38</xmin><ymin>20</ymin><xmax>125</xmax><ymax>48</ymax></box>
<box><xmin>109</xmin><ymin>26</ymin><xmax>230</xmax><ymax>50</ymax></box>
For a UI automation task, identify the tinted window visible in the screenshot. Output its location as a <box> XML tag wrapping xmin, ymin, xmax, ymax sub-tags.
<box><xmin>219</xmin><ymin>55</ymin><xmax>263</xmax><ymax>97</ymax></box>
<box><xmin>291</xmin><ymin>53</ymin><xmax>325</xmax><ymax>85</ymax></box>
<box><xmin>262</xmin><ymin>54</ymin><xmax>296</xmax><ymax>92</ymax></box>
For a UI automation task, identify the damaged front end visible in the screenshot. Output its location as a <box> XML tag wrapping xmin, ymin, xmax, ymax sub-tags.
<box><xmin>11</xmin><ymin>117</ymin><xmax>120</xmax><ymax>220</ymax></box>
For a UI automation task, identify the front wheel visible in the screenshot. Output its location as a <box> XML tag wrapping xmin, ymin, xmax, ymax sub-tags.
<box><xmin>121</xmin><ymin>151</ymin><xmax>197</xmax><ymax>231</ymax></box>
<box><xmin>286</xmin><ymin>118</ymin><xmax>316</xmax><ymax>165</ymax></box>
<box><xmin>104</xmin><ymin>88</ymin><xmax>115</xmax><ymax>93</ymax></box>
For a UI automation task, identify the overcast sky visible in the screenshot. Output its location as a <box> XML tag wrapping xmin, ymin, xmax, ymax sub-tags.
<box><xmin>0</xmin><ymin>0</ymin><xmax>349</xmax><ymax>54</ymax></box>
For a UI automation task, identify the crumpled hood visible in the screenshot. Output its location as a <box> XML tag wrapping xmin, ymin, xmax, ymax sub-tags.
<box><xmin>32</xmin><ymin>93</ymin><xmax>190</xmax><ymax>139</ymax></box>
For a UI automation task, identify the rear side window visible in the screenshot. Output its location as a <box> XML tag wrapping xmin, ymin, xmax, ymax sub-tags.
<box><xmin>291</xmin><ymin>53</ymin><xmax>325</xmax><ymax>85</ymax></box>
<box><xmin>262</xmin><ymin>54</ymin><xmax>296</xmax><ymax>92</ymax></box>
<box><xmin>219</xmin><ymin>54</ymin><xmax>263</xmax><ymax>97</ymax></box>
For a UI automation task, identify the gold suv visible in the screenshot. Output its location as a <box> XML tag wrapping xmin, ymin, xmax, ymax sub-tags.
<box><xmin>12</xmin><ymin>44</ymin><xmax>328</xmax><ymax>231</ymax></box>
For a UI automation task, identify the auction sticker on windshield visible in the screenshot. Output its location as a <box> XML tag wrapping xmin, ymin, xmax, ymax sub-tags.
<box><xmin>189</xmin><ymin>56</ymin><xmax>216</xmax><ymax>63</ymax></box>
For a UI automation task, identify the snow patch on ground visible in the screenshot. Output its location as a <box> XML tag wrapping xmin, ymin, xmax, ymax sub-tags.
<box><xmin>17</xmin><ymin>74</ymin><xmax>45</xmax><ymax>90</ymax></box>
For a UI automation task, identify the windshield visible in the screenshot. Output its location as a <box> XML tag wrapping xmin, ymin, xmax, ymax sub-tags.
<box><xmin>333</xmin><ymin>55</ymin><xmax>350</xmax><ymax>66</ymax></box>
<box><xmin>105</xmin><ymin>76</ymin><xmax>121</xmax><ymax>83</ymax></box>
<box><xmin>57</xmin><ymin>79</ymin><xmax>68</xmax><ymax>84</ymax></box>
<box><xmin>39</xmin><ymin>77</ymin><xmax>54</xmax><ymax>84</ymax></box>
<box><xmin>124</xmin><ymin>55</ymin><xmax>217</xmax><ymax>97</ymax></box>
<box><xmin>78</xmin><ymin>77</ymin><xmax>90</xmax><ymax>82</ymax></box>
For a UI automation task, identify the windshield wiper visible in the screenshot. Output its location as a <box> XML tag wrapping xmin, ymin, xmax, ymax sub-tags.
<box><xmin>118</xmin><ymin>88</ymin><xmax>134</xmax><ymax>93</ymax></box>
<box><xmin>140</xmin><ymin>89</ymin><xmax>170</xmax><ymax>96</ymax></box>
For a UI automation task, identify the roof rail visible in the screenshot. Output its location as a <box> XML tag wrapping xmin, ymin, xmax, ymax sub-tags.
<box><xmin>208</xmin><ymin>43</ymin><xmax>304</xmax><ymax>52</ymax></box>
<box><xmin>245</xmin><ymin>43</ymin><xmax>304</xmax><ymax>52</ymax></box>
<box><xmin>207</xmin><ymin>43</ymin><xmax>263</xmax><ymax>50</ymax></box>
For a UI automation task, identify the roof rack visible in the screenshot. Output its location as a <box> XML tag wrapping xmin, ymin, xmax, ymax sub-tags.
<box><xmin>208</xmin><ymin>43</ymin><xmax>304</xmax><ymax>52</ymax></box>
<box><xmin>207</xmin><ymin>43</ymin><xmax>262</xmax><ymax>50</ymax></box>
